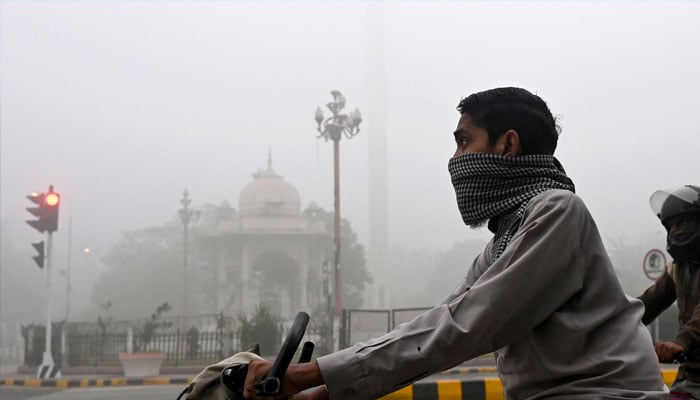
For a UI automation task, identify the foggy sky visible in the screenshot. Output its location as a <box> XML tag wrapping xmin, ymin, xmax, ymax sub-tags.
<box><xmin>2</xmin><ymin>1</ymin><xmax>699</xmax><ymax>318</ymax></box>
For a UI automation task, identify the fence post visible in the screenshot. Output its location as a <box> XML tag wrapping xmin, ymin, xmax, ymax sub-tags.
<box><xmin>339</xmin><ymin>309</ymin><xmax>347</xmax><ymax>349</ymax></box>
<box><xmin>25</xmin><ymin>327</ymin><xmax>32</xmax><ymax>366</ymax></box>
<box><xmin>95</xmin><ymin>330</ymin><xmax>99</xmax><ymax>367</ymax></box>
<box><xmin>61</xmin><ymin>326</ymin><xmax>67</xmax><ymax>368</ymax></box>
<box><xmin>126</xmin><ymin>327</ymin><xmax>133</xmax><ymax>353</ymax></box>
<box><xmin>175</xmin><ymin>328</ymin><xmax>181</xmax><ymax>366</ymax></box>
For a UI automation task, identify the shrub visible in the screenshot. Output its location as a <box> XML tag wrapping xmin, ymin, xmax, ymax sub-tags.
<box><xmin>134</xmin><ymin>302</ymin><xmax>172</xmax><ymax>352</ymax></box>
<box><xmin>238</xmin><ymin>304</ymin><xmax>281</xmax><ymax>355</ymax></box>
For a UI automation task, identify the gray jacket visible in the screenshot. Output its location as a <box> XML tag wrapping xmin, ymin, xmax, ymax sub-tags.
<box><xmin>317</xmin><ymin>190</ymin><xmax>667</xmax><ymax>399</ymax></box>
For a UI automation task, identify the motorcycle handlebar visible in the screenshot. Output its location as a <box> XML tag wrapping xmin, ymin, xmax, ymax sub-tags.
<box><xmin>254</xmin><ymin>311</ymin><xmax>310</xmax><ymax>396</ymax></box>
<box><xmin>298</xmin><ymin>341</ymin><xmax>315</xmax><ymax>364</ymax></box>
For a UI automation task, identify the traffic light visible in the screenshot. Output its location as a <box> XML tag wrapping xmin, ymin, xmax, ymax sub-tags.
<box><xmin>32</xmin><ymin>241</ymin><xmax>45</xmax><ymax>269</ymax></box>
<box><xmin>43</xmin><ymin>190</ymin><xmax>60</xmax><ymax>232</ymax></box>
<box><xmin>26</xmin><ymin>185</ymin><xmax>60</xmax><ymax>233</ymax></box>
<box><xmin>26</xmin><ymin>192</ymin><xmax>46</xmax><ymax>232</ymax></box>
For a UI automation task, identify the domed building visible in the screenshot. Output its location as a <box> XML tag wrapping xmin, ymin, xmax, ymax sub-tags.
<box><xmin>206</xmin><ymin>157</ymin><xmax>333</xmax><ymax>320</ymax></box>
<box><xmin>238</xmin><ymin>160</ymin><xmax>304</xmax><ymax>230</ymax></box>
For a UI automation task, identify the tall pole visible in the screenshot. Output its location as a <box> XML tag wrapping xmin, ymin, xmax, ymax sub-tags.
<box><xmin>184</xmin><ymin>214</ymin><xmax>188</xmax><ymax>325</ymax></box>
<box><xmin>179</xmin><ymin>190</ymin><xmax>193</xmax><ymax>330</ymax></box>
<box><xmin>26</xmin><ymin>184</ymin><xmax>61</xmax><ymax>377</ymax></box>
<box><xmin>315</xmin><ymin>91</ymin><xmax>362</xmax><ymax>326</ymax></box>
<box><xmin>65</xmin><ymin>215</ymin><xmax>72</xmax><ymax>322</ymax></box>
<box><xmin>366</xmin><ymin>2</ymin><xmax>390</xmax><ymax>308</ymax></box>
<box><xmin>333</xmin><ymin>139</ymin><xmax>342</xmax><ymax>318</ymax></box>
<box><xmin>41</xmin><ymin>231</ymin><xmax>55</xmax><ymax>374</ymax></box>
<box><xmin>61</xmin><ymin>216</ymin><xmax>72</xmax><ymax>369</ymax></box>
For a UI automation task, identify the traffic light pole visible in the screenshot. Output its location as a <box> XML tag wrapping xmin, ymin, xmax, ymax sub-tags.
<box><xmin>39</xmin><ymin>231</ymin><xmax>58</xmax><ymax>377</ymax></box>
<box><xmin>26</xmin><ymin>185</ymin><xmax>61</xmax><ymax>378</ymax></box>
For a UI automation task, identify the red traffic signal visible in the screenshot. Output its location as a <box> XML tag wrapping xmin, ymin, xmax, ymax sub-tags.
<box><xmin>43</xmin><ymin>190</ymin><xmax>60</xmax><ymax>232</ymax></box>
<box><xmin>26</xmin><ymin>185</ymin><xmax>60</xmax><ymax>233</ymax></box>
<box><xmin>45</xmin><ymin>193</ymin><xmax>60</xmax><ymax>207</ymax></box>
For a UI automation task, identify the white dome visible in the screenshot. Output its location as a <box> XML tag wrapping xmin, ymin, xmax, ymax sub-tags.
<box><xmin>239</xmin><ymin>164</ymin><xmax>301</xmax><ymax>218</ymax></box>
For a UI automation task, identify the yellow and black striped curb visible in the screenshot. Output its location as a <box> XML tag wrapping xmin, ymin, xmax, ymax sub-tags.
<box><xmin>0</xmin><ymin>376</ymin><xmax>192</xmax><ymax>388</ymax></box>
<box><xmin>0</xmin><ymin>369</ymin><xmax>680</xmax><ymax>400</ymax></box>
<box><xmin>379</xmin><ymin>370</ymin><xmax>679</xmax><ymax>400</ymax></box>
<box><xmin>0</xmin><ymin>366</ymin><xmax>496</xmax><ymax>388</ymax></box>
<box><xmin>0</xmin><ymin>376</ymin><xmax>506</xmax><ymax>398</ymax></box>
<box><xmin>381</xmin><ymin>378</ymin><xmax>505</xmax><ymax>400</ymax></box>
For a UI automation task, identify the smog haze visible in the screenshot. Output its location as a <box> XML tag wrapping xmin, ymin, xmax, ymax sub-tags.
<box><xmin>2</xmin><ymin>2</ymin><xmax>699</xmax><ymax>326</ymax></box>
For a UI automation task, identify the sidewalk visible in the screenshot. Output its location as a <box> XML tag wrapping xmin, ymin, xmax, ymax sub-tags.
<box><xmin>0</xmin><ymin>361</ymin><xmax>680</xmax><ymax>397</ymax></box>
<box><xmin>0</xmin><ymin>364</ymin><xmax>198</xmax><ymax>388</ymax></box>
<box><xmin>0</xmin><ymin>363</ymin><xmax>497</xmax><ymax>388</ymax></box>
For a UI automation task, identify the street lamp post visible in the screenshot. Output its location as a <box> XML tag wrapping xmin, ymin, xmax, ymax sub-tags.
<box><xmin>179</xmin><ymin>190</ymin><xmax>194</xmax><ymax>329</ymax></box>
<box><xmin>314</xmin><ymin>90</ymin><xmax>362</xmax><ymax>326</ymax></box>
<box><xmin>64</xmin><ymin>217</ymin><xmax>73</xmax><ymax>323</ymax></box>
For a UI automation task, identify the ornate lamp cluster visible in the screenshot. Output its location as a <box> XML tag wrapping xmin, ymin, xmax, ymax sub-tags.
<box><xmin>315</xmin><ymin>90</ymin><xmax>362</xmax><ymax>142</ymax></box>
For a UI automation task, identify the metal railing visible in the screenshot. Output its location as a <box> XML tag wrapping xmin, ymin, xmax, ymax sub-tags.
<box><xmin>340</xmin><ymin>307</ymin><xmax>432</xmax><ymax>349</ymax></box>
<box><xmin>21</xmin><ymin>308</ymin><xmax>435</xmax><ymax>367</ymax></box>
<box><xmin>23</xmin><ymin>322</ymin><xmax>328</xmax><ymax>367</ymax></box>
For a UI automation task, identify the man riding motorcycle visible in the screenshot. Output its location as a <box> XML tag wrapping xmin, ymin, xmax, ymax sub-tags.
<box><xmin>640</xmin><ymin>185</ymin><xmax>700</xmax><ymax>399</ymax></box>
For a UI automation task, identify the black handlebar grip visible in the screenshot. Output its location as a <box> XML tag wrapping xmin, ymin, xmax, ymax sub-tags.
<box><xmin>221</xmin><ymin>364</ymin><xmax>249</xmax><ymax>398</ymax></box>
<box><xmin>255</xmin><ymin>311</ymin><xmax>310</xmax><ymax>396</ymax></box>
<box><xmin>298</xmin><ymin>341</ymin><xmax>315</xmax><ymax>363</ymax></box>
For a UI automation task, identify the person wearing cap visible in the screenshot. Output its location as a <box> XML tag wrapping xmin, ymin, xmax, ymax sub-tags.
<box><xmin>243</xmin><ymin>87</ymin><xmax>668</xmax><ymax>400</ymax></box>
<box><xmin>639</xmin><ymin>185</ymin><xmax>700</xmax><ymax>399</ymax></box>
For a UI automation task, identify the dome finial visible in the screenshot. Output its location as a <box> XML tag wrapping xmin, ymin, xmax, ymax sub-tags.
<box><xmin>267</xmin><ymin>147</ymin><xmax>273</xmax><ymax>169</ymax></box>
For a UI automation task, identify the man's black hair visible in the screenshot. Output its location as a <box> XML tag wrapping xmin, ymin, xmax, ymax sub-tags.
<box><xmin>456</xmin><ymin>87</ymin><xmax>559</xmax><ymax>155</ymax></box>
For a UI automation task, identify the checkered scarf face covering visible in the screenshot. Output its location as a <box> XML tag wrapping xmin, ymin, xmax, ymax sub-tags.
<box><xmin>449</xmin><ymin>153</ymin><xmax>575</xmax><ymax>261</ymax></box>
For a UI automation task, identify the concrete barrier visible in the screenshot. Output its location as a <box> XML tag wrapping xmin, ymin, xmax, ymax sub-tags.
<box><xmin>378</xmin><ymin>369</ymin><xmax>679</xmax><ymax>400</ymax></box>
<box><xmin>0</xmin><ymin>367</ymin><xmax>680</xmax><ymax>400</ymax></box>
<box><xmin>381</xmin><ymin>378</ymin><xmax>505</xmax><ymax>400</ymax></box>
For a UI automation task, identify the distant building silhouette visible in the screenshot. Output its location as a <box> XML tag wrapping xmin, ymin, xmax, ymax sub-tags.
<box><xmin>206</xmin><ymin>158</ymin><xmax>332</xmax><ymax>320</ymax></box>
